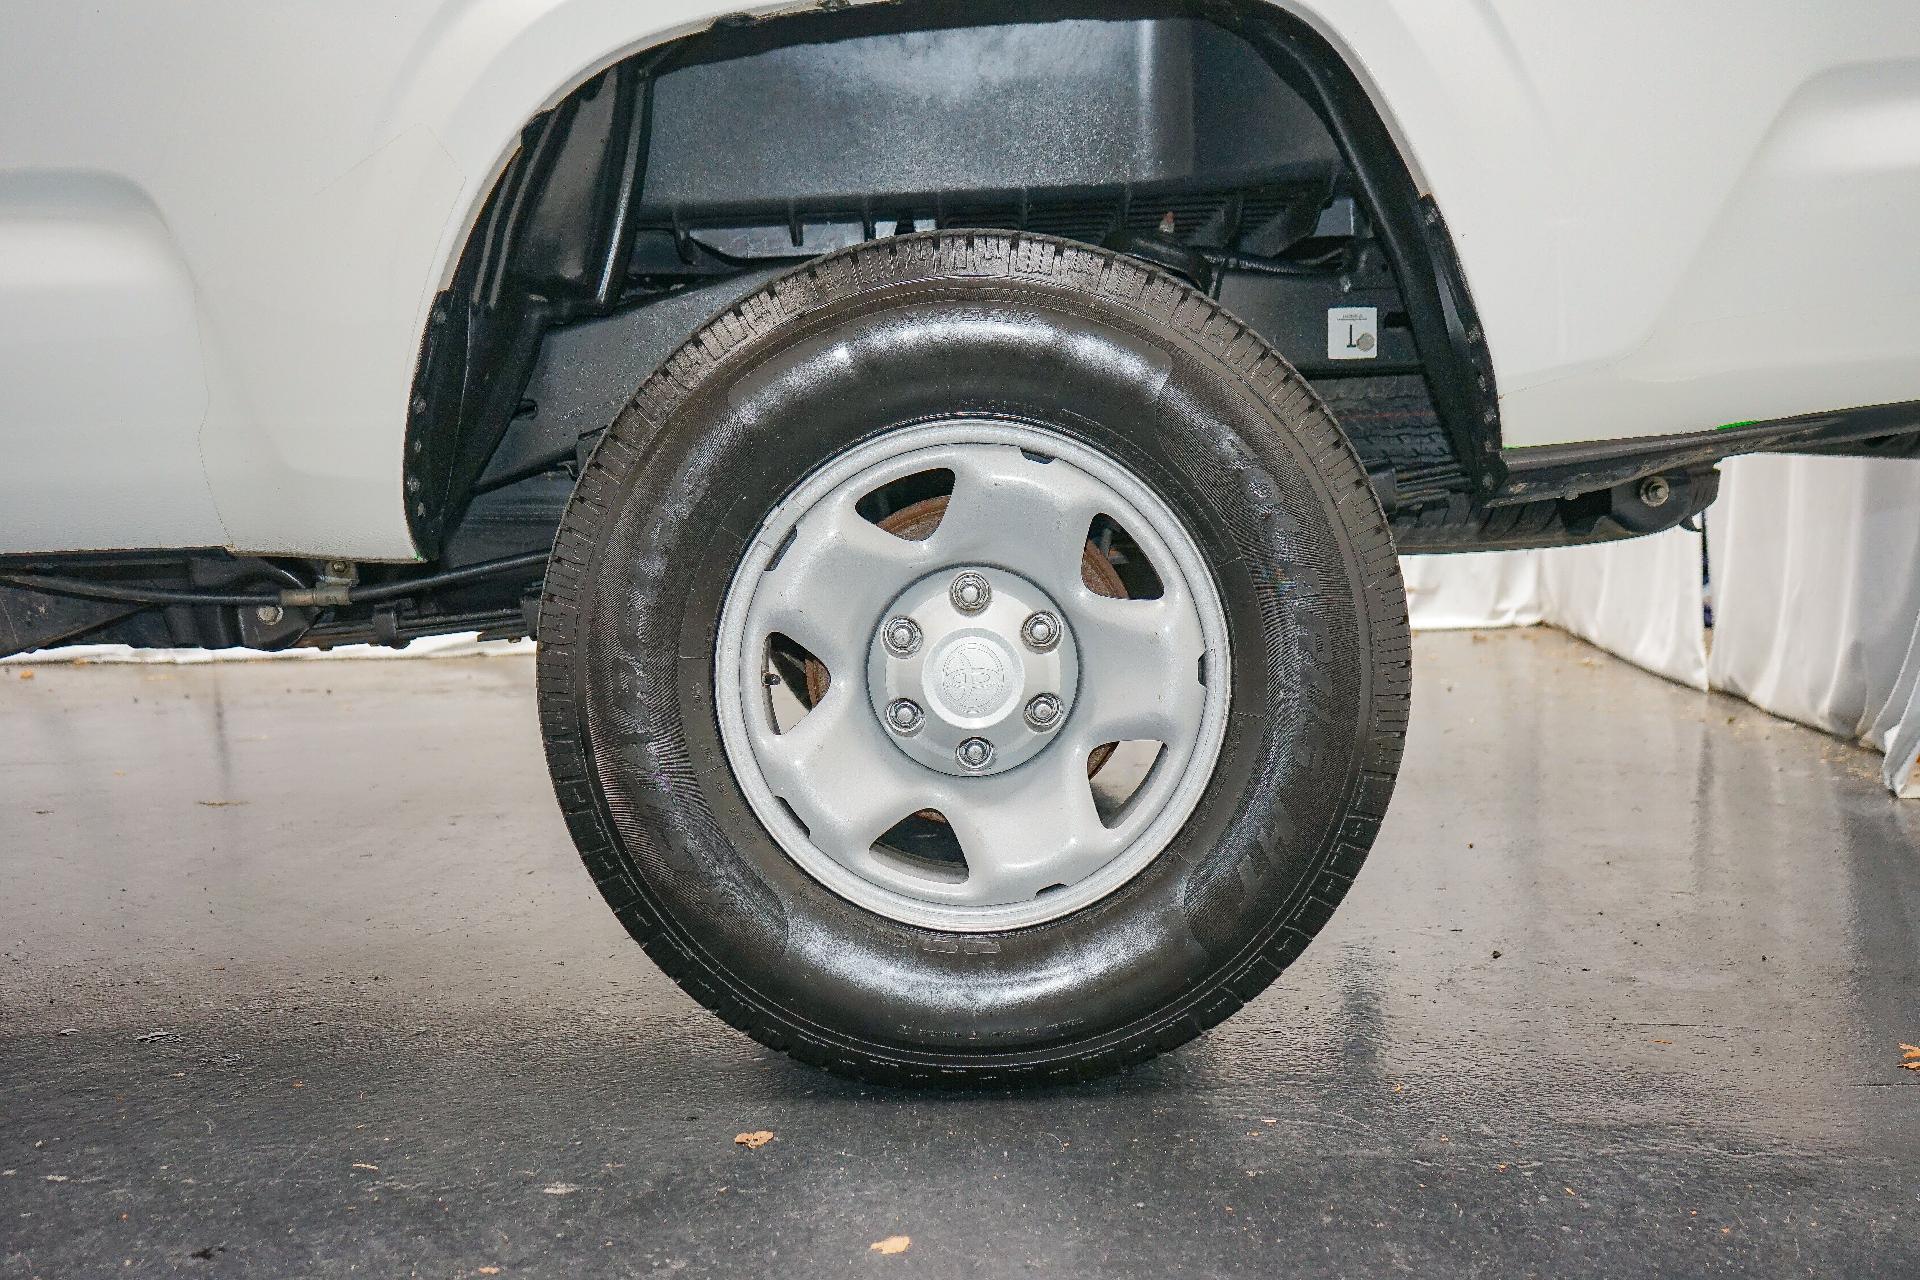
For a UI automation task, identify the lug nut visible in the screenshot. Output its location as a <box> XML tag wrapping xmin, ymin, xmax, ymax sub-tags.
<box><xmin>1024</xmin><ymin>693</ymin><xmax>1064</xmax><ymax>731</ymax></box>
<box><xmin>881</xmin><ymin>616</ymin><xmax>922</xmax><ymax>657</ymax></box>
<box><xmin>1638</xmin><ymin>475</ymin><xmax>1672</xmax><ymax>508</ymax></box>
<box><xmin>949</xmin><ymin>571</ymin><xmax>991</xmax><ymax>614</ymax></box>
<box><xmin>1020</xmin><ymin>610</ymin><xmax>1062</xmax><ymax>652</ymax></box>
<box><xmin>885</xmin><ymin>699</ymin><xmax>924</xmax><ymax>735</ymax></box>
<box><xmin>955</xmin><ymin>737</ymin><xmax>996</xmax><ymax>771</ymax></box>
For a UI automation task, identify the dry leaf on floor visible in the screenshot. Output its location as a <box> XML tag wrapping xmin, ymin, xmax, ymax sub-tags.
<box><xmin>1901</xmin><ymin>1043</ymin><xmax>1920</xmax><ymax>1069</ymax></box>
<box><xmin>869</xmin><ymin>1236</ymin><xmax>911</xmax><ymax>1255</ymax></box>
<box><xmin>734</xmin><ymin>1130</ymin><xmax>774</xmax><ymax>1149</ymax></box>
<box><xmin>16</xmin><ymin>670</ymin><xmax>34</xmax><ymax>680</ymax></box>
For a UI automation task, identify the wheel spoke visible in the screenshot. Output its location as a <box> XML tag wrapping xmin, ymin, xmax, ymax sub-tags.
<box><xmin>1067</xmin><ymin>592</ymin><xmax>1208</xmax><ymax>749</ymax></box>
<box><xmin>749</xmin><ymin>683</ymin><xmax>929</xmax><ymax>864</ymax></box>
<box><xmin>944</xmin><ymin>746</ymin><xmax>1122</xmax><ymax>905</ymax></box>
<box><xmin>930</xmin><ymin>446</ymin><xmax>1107</xmax><ymax>601</ymax></box>
<box><xmin>752</xmin><ymin>500</ymin><xmax>932</xmax><ymax>673</ymax></box>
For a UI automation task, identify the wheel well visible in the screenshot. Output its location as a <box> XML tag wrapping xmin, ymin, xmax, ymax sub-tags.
<box><xmin>0</xmin><ymin>1</ymin><xmax>1718</xmax><ymax>658</ymax></box>
<box><xmin>403</xmin><ymin>0</ymin><xmax>1502</xmax><ymax>563</ymax></box>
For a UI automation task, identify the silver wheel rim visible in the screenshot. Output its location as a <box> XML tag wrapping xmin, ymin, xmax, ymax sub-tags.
<box><xmin>714</xmin><ymin>420</ymin><xmax>1231</xmax><ymax>932</ymax></box>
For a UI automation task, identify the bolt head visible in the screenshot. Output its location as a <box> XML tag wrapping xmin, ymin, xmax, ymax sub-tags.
<box><xmin>955</xmin><ymin>737</ymin><xmax>995</xmax><ymax>771</ymax></box>
<box><xmin>254</xmin><ymin>605</ymin><xmax>284</xmax><ymax>625</ymax></box>
<box><xmin>885</xmin><ymin>699</ymin><xmax>924</xmax><ymax>734</ymax></box>
<box><xmin>881</xmin><ymin>616</ymin><xmax>922</xmax><ymax>657</ymax></box>
<box><xmin>949</xmin><ymin>571</ymin><xmax>991</xmax><ymax>614</ymax></box>
<box><xmin>1024</xmin><ymin>693</ymin><xmax>1064</xmax><ymax>731</ymax></box>
<box><xmin>1020</xmin><ymin>611</ymin><xmax>1062</xmax><ymax>652</ymax></box>
<box><xmin>1638</xmin><ymin>475</ymin><xmax>1673</xmax><ymax>508</ymax></box>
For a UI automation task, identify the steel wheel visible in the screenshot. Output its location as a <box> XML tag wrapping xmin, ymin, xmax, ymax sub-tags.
<box><xmin>715</xmin><ymin>420</ymin><xmax>1231</xmax><ymax>932</ymax></box>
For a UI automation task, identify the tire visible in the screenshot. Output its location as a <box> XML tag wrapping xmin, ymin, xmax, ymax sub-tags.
<box><xmin>537</xmin><ymin>230</ymin><xmax>1409</xmax><ymax>1085</ymax></box>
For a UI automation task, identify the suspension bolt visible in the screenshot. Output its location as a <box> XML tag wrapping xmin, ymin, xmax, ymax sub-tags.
<box><xmin>949</xmin><ymin>571</ymin><xmax>991</xmax><ymax>614</ymax></box>
<box><xmin>1024</xmin><ymin>693</ymin><xmax>1064</xmax><ymax>731</ymax></box>
<box><xmin>881</xmin><ymin>616</ymin><xmax>922</xmax><ymax>657</ymax></box>
<box><xmin>1020</xmin><ymin>610</ymin><xmax>1062</xmax><ymax>652</ymax></box>
<box><xmin>1638</xmin><ymin>475</ymin><xmax>1672</xmax><ymax>508</ymax></box>
<box><xmin>955</xmin><ymin>737</ymin><xmax>996</xmax><ymax>771</ymax></box>
<box><xmin>885</xmin><ymin>699</ymin><xmax>924</xmax><ymax>735</ymax></box>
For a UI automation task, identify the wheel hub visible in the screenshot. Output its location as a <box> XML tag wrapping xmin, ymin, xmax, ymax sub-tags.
<box><xmin>867</xmin><ymin>566</ymin><xmax>1078</xmax><ymax>777</ymax></box>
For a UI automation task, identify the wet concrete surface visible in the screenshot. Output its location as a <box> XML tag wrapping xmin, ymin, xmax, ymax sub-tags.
<box><xmin>1</xmin><ymin>628</ymin><xmax>1916</xmax><ymax>1277</ymax></box>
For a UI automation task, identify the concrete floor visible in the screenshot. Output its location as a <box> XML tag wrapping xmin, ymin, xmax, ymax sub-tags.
<box><xmin>2</xmin><ymin>629</ymin><xmax>1917</xmax><ymax>1278</ymax></box>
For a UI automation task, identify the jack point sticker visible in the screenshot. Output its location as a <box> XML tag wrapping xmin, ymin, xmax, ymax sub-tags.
<box><xmin>1328</xmin><ymin>306</ymin><xmax>1379</xmax><ymax>360</ymax></box>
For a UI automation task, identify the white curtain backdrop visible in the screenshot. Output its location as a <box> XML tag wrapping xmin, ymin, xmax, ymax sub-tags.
<box><xmin>1404</xmin><ymin>528</ymin><xmax>1706</xmax><ymax>691</ymax></box>
<box><xmin>1536</xmin><ymin>528</ymin><xmax>1708</xmax><ymax>691</ymax></box>
<box><xmin>1706</xmin><ymin>454</ymin><xmax>1920</xmax><ymax>796</ymax></box>
<box><xmin>1406</xmin><ymin>453</ymin><xmax>1920</xmax><ymax>795</ymax></box>
<box><xmin>1402</xmin><ymin>551</ymin><xmax>1542</xmax><ymax>630</ymax></box>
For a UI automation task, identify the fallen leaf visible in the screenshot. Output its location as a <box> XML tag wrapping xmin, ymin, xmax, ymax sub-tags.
<box><xmin>1650</xmin><ymin>1039</ymin><xmax>1673</xmax><ymax>1045</ymax></box>
<box><xmin>16</xmin><ymin>670</ymin><xmax>34</xmax><ymax>680</ymax></box>
<box><xmin>478</xmin><ymin>1270</ymin><xmax>501</xmax><ymax>1277</ymax></box>
<box><xmin>734</xmin><ymin>1130</ymin><xmax>774</xmax><ymax>1150</ymax></box>
<box><xmin>352</xmin><ymin>1163</ymin><xmax>379</xmax><ymax>1172</ymax></box>
<box><xmin>869</xmin><ymin>1236</ymin><xmax>911</xmax><ymax>1256</ymax></box>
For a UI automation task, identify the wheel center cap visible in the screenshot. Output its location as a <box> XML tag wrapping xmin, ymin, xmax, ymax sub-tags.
<box><xmin>867</xmin><ymin>565</ymin><xmax>1078</xmax><ymax>778</ymax></box>
<box><xmin>927</xmin><ymin>633</ymin><xmax>1019</xmax><ymax>722</ymax></box>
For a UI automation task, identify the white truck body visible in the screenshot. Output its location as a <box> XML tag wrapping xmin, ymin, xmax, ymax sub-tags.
<box><xmin>2</xmin><ymin>0</ymin><xmax>1917</xmax><ymax>555</ymax></box>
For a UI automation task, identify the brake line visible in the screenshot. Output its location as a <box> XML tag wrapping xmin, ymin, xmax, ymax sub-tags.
<box><xmin>0</xmin><ymin>550</ymin><xmax>549</xmax><ymax>610</ymax></box>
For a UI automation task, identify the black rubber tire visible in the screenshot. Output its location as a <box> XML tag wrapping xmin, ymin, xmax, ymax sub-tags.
<box><xmin>537</xmin><ymin>231</ymin><xmax>1409</xmax><ymax>1086</ymax></box>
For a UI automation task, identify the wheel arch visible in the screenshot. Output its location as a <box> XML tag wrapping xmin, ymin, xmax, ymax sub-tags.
<box><xmin>399</xmin><ymin>0</ymin><xmax>1509</xmax><ymax>558</ymax></box>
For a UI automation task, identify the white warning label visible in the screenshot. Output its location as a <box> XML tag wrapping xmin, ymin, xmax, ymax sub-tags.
<box><xmin>1327</xmin><ymin>306</ymin><xmax>1379</xmax><ymax>361</ymax></box>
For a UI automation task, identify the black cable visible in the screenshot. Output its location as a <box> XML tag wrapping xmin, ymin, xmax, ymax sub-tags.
<box><xmin>351</xmin><ymin>550</ymin><xmax>549</xmax><ymax>603</ymax></box>
<box><xmin>1202</xmin><ymin>249</ymin><xmax>1338</xmax><ymax>278</ymax></box>
<box><xmin>0</xmin><ymin>549</ymin><xmax>550</xmax><ymax>610</ymax></box>
<box><xmin>0</xmin><ymin>575</ymin><xmax>272</xmax><ymax>607</ymax></box>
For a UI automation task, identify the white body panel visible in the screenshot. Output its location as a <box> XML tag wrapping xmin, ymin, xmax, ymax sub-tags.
<box><xmin>1</xmin><ymin>0</ymin><xmax>1917</xmax><ymax>555</ymax></box>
